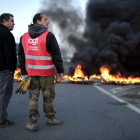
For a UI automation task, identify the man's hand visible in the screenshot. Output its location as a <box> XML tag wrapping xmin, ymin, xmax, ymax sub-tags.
<box><xmin>21</xmin><ymin>75</ymin><xmax>28</xmax><ymax>80</ymax></box>
<box><xmin>24</xmin><ymin>75</ymin><xmax>28</xmax><ymax>80</ymax></box>
<box><xmin>57</xmin><ymin>73</ymin><xmax>63</xmax><ymax>81</ymax></box>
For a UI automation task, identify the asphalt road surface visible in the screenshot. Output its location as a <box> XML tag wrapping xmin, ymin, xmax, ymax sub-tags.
<box><xmin>1</xmin><ymin>82</ymin><xmax>140</xmax><ymax>140</ymax></box>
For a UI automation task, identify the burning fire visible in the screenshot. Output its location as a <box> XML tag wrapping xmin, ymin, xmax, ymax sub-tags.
<box><xmin>98</xmin><ymin>66</ymin><xmax>140</xmax><ymax>84</ymax></box>
<box><xmin>63</xmin><ymin>65</ymin><xmax>140</xmax><ymax>84</ymax></box>
<box><xmin>63</xmin><ymin>65</ymin><xmax>88</xmax><ymax>82</ymax></box>
<box><xmin>14</xmin><ymin>67</ymin><xmax>22</xmax><ymax>81</ymax></box>
<box><xmin>15</xmin><ymin>65</ymin><xmax>140</xmax><ymax>84</ymax></box>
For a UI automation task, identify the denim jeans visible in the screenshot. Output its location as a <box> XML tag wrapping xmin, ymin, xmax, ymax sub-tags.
<box><xmin>0</xmin><ymin>70</ymin><xmax>14</xmax><ymax>124</ymax></box>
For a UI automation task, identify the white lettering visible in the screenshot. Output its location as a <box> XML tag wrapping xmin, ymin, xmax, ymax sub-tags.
<box><xmin>28</xmin><ymin>46</ymin><xmax>39</xmax><ymax>51</ymax></box>
<box><xmin>28</xmin><ymin>38</ymin><xmax>38</xmax><ymax>45</ymax></box>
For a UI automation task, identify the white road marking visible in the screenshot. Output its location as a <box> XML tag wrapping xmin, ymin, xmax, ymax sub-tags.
<box><xmin>110</xmin><ymin>85</ymin><xmax>140</xmax><ymax>94</ymax></box>
<box><xmin>94</xmin><ymin>85</ymin><xmax>140</xmax><ymax>115</ymax></box>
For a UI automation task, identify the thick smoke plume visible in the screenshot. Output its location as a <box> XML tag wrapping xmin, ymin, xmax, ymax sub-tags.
<box><xmin>39</xmin><ymin>0</ymin><xmax>84</xmax><ymax>58</ymax></box>
<box><xmin>40</xmin><ymin>0</ymin><xmax>140</xmax><ymax>77</ymax></box>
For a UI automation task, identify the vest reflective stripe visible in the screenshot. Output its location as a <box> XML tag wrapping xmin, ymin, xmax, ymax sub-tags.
<box><xmin>25</xmin><ymin>55</ymin><xmax>52</xmax><ymax>60</ymax></box>
<box><xmin>26</xmin><ymin>64</ymin><xmax>54</xmax><ymax>69</ymax></box>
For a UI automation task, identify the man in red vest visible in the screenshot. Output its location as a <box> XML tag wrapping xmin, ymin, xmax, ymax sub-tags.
<box><xmin>18</xmin><ymin>13</ymin><xmax>64</xmax><ymax>132</ymax></box>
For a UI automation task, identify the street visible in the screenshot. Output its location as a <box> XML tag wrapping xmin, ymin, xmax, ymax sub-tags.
<box><xmin>1</xmin><ymin>82</ymin><xmax>140</xmax><ymax>140</ymax></box>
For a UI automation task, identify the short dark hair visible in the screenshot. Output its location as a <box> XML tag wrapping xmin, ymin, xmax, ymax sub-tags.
<box><xmin>29</xmin><ymin>13</ymin><xmax>43</xmax><ymax>26</ymax></box>
<box><xmin>0</xmin><ymin>13</ymin><xmax>13</xmax><ymax>23</ymax></box>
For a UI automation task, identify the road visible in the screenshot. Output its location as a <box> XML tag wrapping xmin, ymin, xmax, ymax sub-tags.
<box><xmin>1</xmin><ymin>82</ymin><xmax>140</xmax><ymax>140</ymax></box>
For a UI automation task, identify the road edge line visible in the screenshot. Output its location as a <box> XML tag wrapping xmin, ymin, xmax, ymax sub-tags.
<box><xmin>94</xmin><ymin>85</ymin><xmax>140</xmax><ymax>115</ymax></box>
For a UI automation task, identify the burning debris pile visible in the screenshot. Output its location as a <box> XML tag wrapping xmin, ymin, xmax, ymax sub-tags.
<box><xmin>67</xmin><ymin>0</ymin><xmax>140</xmax><ymax>80</ymax></box>
<box><xmin>61</xmin><ymin>65</ymin><xmax>140</xmax><ymax>85</ymax></box>
<box><xmin>14</xmin><ymin>65</ymin><xmax>140</xmax><ymax>85</ymax></box>
<box><xmin>38</xmin><ymin>0</ymin><xmax>140</xmax><ymax>84</ymax></box>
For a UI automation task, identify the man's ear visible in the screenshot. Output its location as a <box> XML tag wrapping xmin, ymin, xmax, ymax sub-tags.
<box><xmin>36</xmin><ymin>20</ymin><xmax>41</xmax><ymax>24</ymax></box>
<box><xmin>2</xmin><ymin>19</ymin><xmax>7</xmax><ymax>25</ymax></box>
<box><xmin>3</xmin><ymin>19</ymin><xmax>7</xmax><ymax>24</ymax></box>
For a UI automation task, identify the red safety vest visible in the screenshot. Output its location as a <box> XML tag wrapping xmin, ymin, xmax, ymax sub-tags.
<box><xmin>22</xmin><ymin>31</ymin><xmax>54</xmax><ymax>76</ymax></box>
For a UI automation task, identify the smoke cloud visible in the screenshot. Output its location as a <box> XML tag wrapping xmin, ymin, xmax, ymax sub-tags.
<box><xmin>40</xmin><ymin>0</ymin><xmax>140</xmax><ymax>77</ymax></box>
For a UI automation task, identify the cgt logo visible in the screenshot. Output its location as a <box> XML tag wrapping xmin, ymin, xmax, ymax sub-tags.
<box><xmin>28</xmin><ymin>38</ymin><xmax>38</xmax><ymax>45</ymax></box>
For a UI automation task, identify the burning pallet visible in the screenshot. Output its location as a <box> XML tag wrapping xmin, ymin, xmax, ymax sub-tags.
<box><xmin>59</xmin><ymin>76</ymin><xmax>93</xmax><ymax>84</ymax></box>
<box><xmin>14</xmin><ymin>65</ymin><xmax>140</xmax><ymax>85</ymax></box>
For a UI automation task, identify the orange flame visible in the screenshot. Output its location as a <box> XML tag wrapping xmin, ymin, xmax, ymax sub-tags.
<box><xmin>14</xmin><ymin>67</ymin><xmax>21</xmax><ymax>82</ymax></box>
<box><xmin>63</xmin><ymin>65</ymin><xmax>140</xmax><ymax>84</ymax></box>
<box><xmin>63</xmin><ymin>65</ymin><xmax>88</xmax><ymax>82</ymax></box>
<box><xmin>93</xmin><ymin>66</ymin><xmax>140</xmax><ymax>84</ymax></box>
<box><xmin>74</xmin><ymin>65</ymin><xmax>84</xmax><ymax>78</ymax></box>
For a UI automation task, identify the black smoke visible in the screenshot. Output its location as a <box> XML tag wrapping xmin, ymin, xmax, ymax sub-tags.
<box><xmin>40</xmin><ymin>0</ymin><xmax>140</xmax><ymax>77</ymax></box>
<box><xmin>39</xmin><ymin>0</ymin><xmax>84</xmax><ymax>59</ymax></box>
<box><xmin>40</xmin><ymin>0</ymin><xmax>84</xmax><ymax>36</ymax></box>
